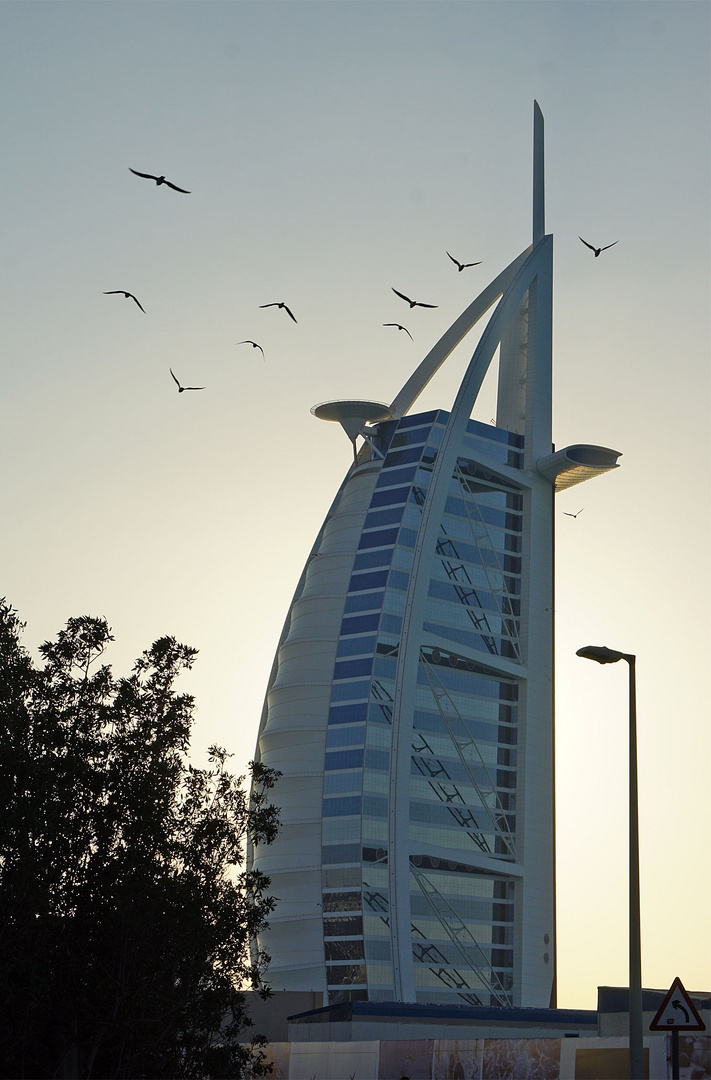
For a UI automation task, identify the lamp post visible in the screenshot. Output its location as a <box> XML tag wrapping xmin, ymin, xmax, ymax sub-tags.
<box><xmin>576</xmin><ymin>645</ymin><xmax>644</xmax><ymax>1080</ymax></box>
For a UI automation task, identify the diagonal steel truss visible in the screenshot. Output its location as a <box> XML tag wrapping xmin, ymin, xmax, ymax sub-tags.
<box><xmin>418</xmin><ymin>651</ymin><xmax>518</xmax><ymax>862</ymax></box>
<box><xmin>410</xmin><ymin>861</ymin><xmax>512</xmax><ymax>1007</ymax></box>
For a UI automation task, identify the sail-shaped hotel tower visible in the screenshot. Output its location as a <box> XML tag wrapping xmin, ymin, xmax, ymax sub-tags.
<box><xmin>249</xmin><ymin>105</ymin><xmax>620</xmax><ymax>1010</ymax></box>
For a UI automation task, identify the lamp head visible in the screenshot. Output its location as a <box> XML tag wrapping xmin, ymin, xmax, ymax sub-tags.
<box><xmin>576</xmin><ymin>645</ymin><xmax>626</xmax><ymax>664</ymax></box>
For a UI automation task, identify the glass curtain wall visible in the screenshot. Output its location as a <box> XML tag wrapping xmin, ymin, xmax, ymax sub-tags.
<box><xmin>321</xmin><ymin>410</ymin><xmax>525</xmax><ymax>1007</ymax></box>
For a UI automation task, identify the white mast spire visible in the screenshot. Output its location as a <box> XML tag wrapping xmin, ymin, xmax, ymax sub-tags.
<box><xmin>533</xmin><ymin>100</ymin><xmax>545</xmax><ymax>245</ymax></box>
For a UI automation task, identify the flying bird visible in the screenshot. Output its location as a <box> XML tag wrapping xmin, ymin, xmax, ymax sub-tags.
<box><xmin>383</xmin><ymin>323</ymin><xmax>413</xmax><ymax>340</ymax></box>
<box><xmin>238</xmin><ymin>340</ymin><xmax>265</xmax><ymax>359</ymax></box>
<box><xmin>129</xmin><ymin>168</ymin><xmax>191</xmax><ymax>193</ymax></box>
<box><xmin>579</xmin><ymin>237</ymin><xmax>618</xmax><ymax>257</ymax></box>
<box><xmin>563</xmin><ymin>508</ymin><xmax>585</xmax><ymax>519</ymax></box>
<box><xmin>391</xmin><ymin>288</ymin><xmax>437</xmax><ymax>309</ymax></box>
<box><xmin>447</xmin><ymin>252</ymin><xmax>482</xmax><ymax>272</ymax></box>
<box><xmin>170</xmin><ymin>368</ymin><xmax>205</xmax><ymax>393</ymax></box>
<box><xmin>103</xmin><ymin>290</ymin><xmax>146</xmax><ymax>313</ymax></box>
<box><xmin>259</xmin><ymin>301</ymin><xmax>297</xmax><ymax>323</ymax></box>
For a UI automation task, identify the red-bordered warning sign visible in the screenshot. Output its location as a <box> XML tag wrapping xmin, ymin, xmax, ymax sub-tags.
<box><xmin>649</xmin><ymin>976</ymin><xmax>706</xmax><ymax>1032</ymax></box>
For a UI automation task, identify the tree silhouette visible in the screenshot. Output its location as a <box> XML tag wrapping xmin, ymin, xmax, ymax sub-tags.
<box><xmin>0</xmin><ymin>600</ymin><xmax>280</xmax><ymax>1079</ymax></box>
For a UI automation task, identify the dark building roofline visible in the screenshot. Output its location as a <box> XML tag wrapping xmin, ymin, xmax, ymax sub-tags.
<box><xmin>288</xmin><ymin>1000</ymin><xmax>597</xmax><ymax>1027</ymax></box>
<box><xmin>597</xmin><ymin>985</ymin><xmax>710</xmax><ymax>1013</ymax></box>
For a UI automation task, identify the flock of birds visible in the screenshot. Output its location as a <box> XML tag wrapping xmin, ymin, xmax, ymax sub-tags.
<box><xmin>105</xmin><ymin>168</ymin><xmax>617</xmax><ymax>395</ymax></box>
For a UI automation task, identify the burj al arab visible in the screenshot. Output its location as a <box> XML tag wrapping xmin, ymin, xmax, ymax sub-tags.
<box><xmin>248</xmin><ymin>103</ymin><xmax>620</xmax><ymax>1009</ymax></box>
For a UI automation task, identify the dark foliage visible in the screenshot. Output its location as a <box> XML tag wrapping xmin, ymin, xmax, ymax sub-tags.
<box><xmin>0</xmin><ymin>600</ymin><xmax>280</xmax><ymax>1078</ymax></box>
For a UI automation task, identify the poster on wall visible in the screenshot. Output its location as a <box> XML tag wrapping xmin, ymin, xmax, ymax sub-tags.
<box><xmin>378</xmin><ymin>1040</ymin><xmax>434</xmax><ymax>1079</ymax></box>
<box><xmin>482</xmin><ymin>1039</ymin><xmax>561</xmax><ymax>1079</ymax></box>
<box><xmin>432</xmin><ymin>1039</ymin><xmax>482</xmax><ymax>1079</ymax></box>
<box><xmin>677</xmin><ymin>1035</ymin><xmax>710</xmax><ymax>1080</ymax></box>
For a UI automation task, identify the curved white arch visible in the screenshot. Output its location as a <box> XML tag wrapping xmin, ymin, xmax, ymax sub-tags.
<box><xmin>390</xmin><ymin>246</ymin><xmax>532</xmax><ymax>419</ymax></box>
<box><xmin>387</xmin><ymin>236</ymin><xmax>553</xmax><ymax>1001</ymax></box>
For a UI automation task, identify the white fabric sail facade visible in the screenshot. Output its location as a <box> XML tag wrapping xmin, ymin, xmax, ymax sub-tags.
<box><xmin>248</xmin><ymin>104</ymin><xmax>619</xmax><ymax>1009</ymax></box>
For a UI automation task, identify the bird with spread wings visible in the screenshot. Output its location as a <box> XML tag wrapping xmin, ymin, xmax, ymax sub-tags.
<box><xmin>579</xmin><ymin>237</ymin><xmax>618</xmax><ymax>257</ymax></box>
<box><xmin>391</xmin><ymin>288</ymin><xmax>437</xmax><ymax>309</ymax></box>
<box><xmin>170</xmin><ymin>368</ymin><xmax>205</xmax><ymax>393</ymax></box>
<box><xmin>104</xmin><ymin>290</ymin><xmax>146</xmax><ymax>313</ymax></box>
<box><xmin>259</xmin><ymin>301</ymin><xmax>297</xmax><ymax>323</ymax></box>
<box><xmin>383</xmin><ymin>323</ymin><xmax>413</xmax><ymax>340</ymax></box>
<box><xmin>129</xmin><ymin>168</ymin><xmax>191</xmax><ymax>193</ymax></box>
<box><xmin>446</xmin><ymin>251</ymin><xmax>482</xmax><ymax>272</ymax></box>
<box><xmin>237</xmin><ymin>340</ymin><xmax>265</xmax><ymax>359</ymax></box>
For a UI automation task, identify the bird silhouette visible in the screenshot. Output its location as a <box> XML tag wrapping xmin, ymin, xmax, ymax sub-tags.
<box><xmin>579</xmin><ymin>237</ymin><xmax>618</xmax><ymax>257</ymax></box>
<box><xmin>383</xmin><ymin>323</ymin><xmax>413</xmax><ymax>340</ymax></box>
<box><xmin>391</xmin><ymin>288</ymin><xmax>437</xmax><ymax>309</ymax></box>
<box><xmin>238</xmin><ymin>340</ymin><xmax>265</xmax><ymax>359</ymax></box>
<box><xmin>170</xmin><ymin>368</ymin><xmax>205</xmax><ymax>393</ymax></box>
<box><xmin>129</xmin><ymin>168</ymin><xmax>190</xmax><ymax>193</ymax></box>
<box><xmin>103</xmin><ymin>290</ymin><xmax>146</xmax><ymax>313</ymax></box>
<box><xmin>259</xmin><ymin>301</ymin><xmax>297</xmax><ymax>323</ymax></box>
<box><xmin>563</xmin><ymin>508</ymin><xmax>585</xmax><ymax>518</ymax></box>
<box><xmin>447</xmin><ymin>252</ymin><xmax>482</xmax><ymax>272</ymax></box>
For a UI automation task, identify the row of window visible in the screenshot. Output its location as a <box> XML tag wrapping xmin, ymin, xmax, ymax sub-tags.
<box><xmin>427</xmin><ymin>576</ymin><xmax>519</xmax><ymax>615</ymax></box>
<box><xmin>384</xmin><ymin>409</ymin><xmax>522</xmax><ymax>446</ymax></box>
<box><xmin>411</xmin><ymin>753</ymin><xmax>515</xmax><ymax>789</ymax></box>
<box><xmin>410</xmin><ymin>895</ymin><xmax>514</xmax><ymax>923</ymax></box>
<box><xmin>325</xmin><ymin>937</ymin><xmax>510</xmax><ymax>969</ymax></box>
<box><xmin>323</xmin><ymin>412</ymin><xmax>525</xmax><ymax>997</ymax></box>
<box><xmin>333</xmin><ymin>655</ymin><xmax>373</xmax><ymax>680</ymax></box>
<box><xmin>443</xmin><ymin>493</ymin><xmax>521</xmax><ymax>531</ymax></box>
<box><xmin>336</xmin><ymin>633</ymin><xmax>377</xmax><ymax>659</ymax></box>
<box><xmin>415</xmin><ymin>662</ymin><xmax>519</xmax><ymax>701</ymax></box>
<box><xmin>422</xmin><ymin>619</ymin><xmax>519</xmax><ymax>659</ymax></box>
<box><xmin>455</xmin><ymin>460</ymin><xmax>523</xmax><ymax>499</ymax></box>
<box><xmin>412</xmin><ymin>708</ymin><xmax>516</xmax><ymax>749</ymax></box>
<box><xmin>357</xmin><ymin>509</ymin><xmax>521</xmax><ymax>561</ymax></box>
<box><xmin>409</xmin><ymin>799</ymin><xmax>509</xmax><ymax>831</ymax></box>
<box><xmin>389</xmin><ymin>429</ymin><xmax>428</xmax><ymax>450</ymax></box>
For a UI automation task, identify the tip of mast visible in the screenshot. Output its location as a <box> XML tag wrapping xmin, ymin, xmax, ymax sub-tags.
<box><xmin>533</xmin><ymin>101</ymin><xmax>545</xmax><ymax>245</ymax></box>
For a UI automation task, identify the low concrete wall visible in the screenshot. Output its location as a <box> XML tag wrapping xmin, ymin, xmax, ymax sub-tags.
<box><xmin>249</xmin><ymin>1034</ymin><xmax>693</xmax><ymax>1078</ymax></box>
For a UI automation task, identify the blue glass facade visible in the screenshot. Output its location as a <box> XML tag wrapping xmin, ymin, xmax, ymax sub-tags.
<box><xmin>317</xmin><ymin>412</ymin><xmax>526</xmax><ymax>1006</ymax></box>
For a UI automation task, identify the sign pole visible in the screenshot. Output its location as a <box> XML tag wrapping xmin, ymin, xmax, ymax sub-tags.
<box><xmin>671</xmin><ymin>1028</ymin><xmax>679</xmax><ymax>1080</ymax></box>
<box><xmin>649</xmin><ymin>976</ymin><xmax>706</xmax><ymax>1080</ymax></box>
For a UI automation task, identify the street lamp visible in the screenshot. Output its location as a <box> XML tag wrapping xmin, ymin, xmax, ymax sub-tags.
<box><xmin>576</xmin><ymin>645</ymin><xmax>644</xmax><ymax>1080</ymax></box>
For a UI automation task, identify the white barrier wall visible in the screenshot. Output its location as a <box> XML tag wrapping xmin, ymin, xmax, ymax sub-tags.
<box><xmin>254</xmin><ymin>1035</ymin><xmax>691</xmax><ymax>1079</ymax></box>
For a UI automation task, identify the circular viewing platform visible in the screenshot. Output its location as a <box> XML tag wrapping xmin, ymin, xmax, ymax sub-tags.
<box><xmin>311</xmin><ymin>399</ymin><xmax>395</xmax><ymax>443</ymax></box>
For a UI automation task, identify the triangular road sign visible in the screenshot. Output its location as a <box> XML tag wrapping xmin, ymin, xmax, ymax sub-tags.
<box><xmin>649</xmin><ymin>976</ymin><xmax>706</xmax><ymax>1032</ymax></box>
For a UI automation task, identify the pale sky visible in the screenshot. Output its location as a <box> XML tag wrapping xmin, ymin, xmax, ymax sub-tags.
<box><xmin>2</xmin><ymin>1</ymin><xmax>709</xmax><ymax>1011</ymax></box>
